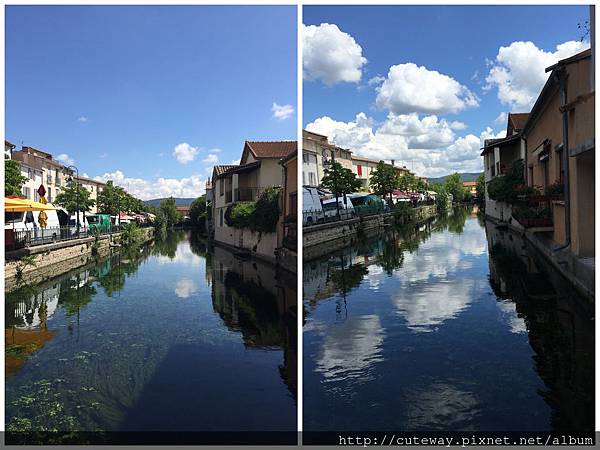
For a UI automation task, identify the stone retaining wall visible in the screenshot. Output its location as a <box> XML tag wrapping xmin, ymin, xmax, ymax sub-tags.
<box><xmin>5</xmin><ymin>228</ymin><xmax>154</xmax><ymax>292</ymax></box>
<box><xmin>303</xmin><ymin>205</ymin><xmax>438</xmax><ymax>261</ymax></box>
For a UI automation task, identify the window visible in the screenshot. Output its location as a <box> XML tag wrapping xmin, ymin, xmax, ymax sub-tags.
<box><xmin>357</xmin><ymin>164</ymin><xmax>362</xmax><ymax>176</ymax></box>
<box><xmin>22</xmin><ymin>187</ymin><xmax>30</xmax><ymax>199</ymax></box>
<box><xmin>303</xmin><ymin>153</ymin><xmax>309</xmax><ymax>163</ymax></box>
<box><xmin>302</xmin><ymin>172</ymin><xmax>306</xmax><ymax>185</ymax></box>
<box><xmin>556</xmin><ymin>146</ymin><xmax>564</xmax><ymax>183</ymax></box>
<box><xmin>220</xmin><ymin>209</ymin><xmax>224</xmax><ymax>226</ymax></box>
<box><xmin>309</xmin><ymin>172</ymin><xmax>317</xmax><ymax>186</ymax></box>
<box><xmin>220</xmin><ymin>178</ymin><xmax>224</xmax><ymax>196</ymax></box>
<box><xmin>48</xmin><ymin>187</ymin><xmax>52</xmax><ymax>203</ymax></box>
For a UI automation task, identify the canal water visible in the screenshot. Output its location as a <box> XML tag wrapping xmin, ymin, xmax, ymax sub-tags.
<box><xmin>5</xmin><ymin>231</ymin><xmax>297</xmax><ymax>436</ymax></box>
<box><xmin>303</xmin><ymin>206</ymin><xmax>594</xmax><ymax>432</ymax></box>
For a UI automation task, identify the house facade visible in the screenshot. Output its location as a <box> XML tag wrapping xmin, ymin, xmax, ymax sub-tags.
<box><xmin>12</xmin><ymin>146</ymin><xmax>70</xmax><ymax>204</ymax></box>
<box><xmin>481</xmin><ymin>113</ymin><xmax>528</xmax><ymax>221</ymax></box>
<box><xmin>211</xmin><ymin>141</ymin><xmax>297</xmax><ymax>264</ymax></box>
<box><xmin>302</xmin><ymin>130</ymin><xmax>352</xmax><ymax>187</ymax></box>
<box><xmin>521</xmin><ymin>49</ymin><xmax>594</xmax><ymax>257</ymax></box>
<box><xmin>74</xmin><ymin>175</ymin><xmax>106</xmax><ymax>214</ymax></box>
<box><xmin>351</xmin><ymin>155</ymin><xmax>413</xmax><ymax>191</ymax></box>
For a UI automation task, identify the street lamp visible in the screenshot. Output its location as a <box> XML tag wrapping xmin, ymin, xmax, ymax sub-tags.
<box><xmin>63</xmin><ymin>165</ymin><xmax>80</xmax><ymax>237</ymax></box>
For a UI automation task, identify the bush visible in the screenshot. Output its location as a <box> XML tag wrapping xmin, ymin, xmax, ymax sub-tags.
<box><xmin>487</xmin><ymin>160</ymin><xmax>527</xmax><ymax>203</ymax></box>
<box><xmin>225</xmin><ymin>202</ymin><xmax>256</xmax><ymax>229</ymax></box>
<box><xmin>224</xmin><ymin>187</ymin><xmax>280</xmax><ymax>232</ymax></box>
<box><xmin>253</xmin><ymin>187</ymin><xmax>281</xmax><ymax>232</ymax></box>
<box><xmin>393</xmin><ymin>202</ymin><xmax>415</xmax><ymax>225</ymax></box>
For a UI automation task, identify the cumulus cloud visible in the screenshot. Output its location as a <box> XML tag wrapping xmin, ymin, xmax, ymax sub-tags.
<box><xmin>376</xmin><ymin>63</ymin><xmax>479</xmax><ymax>115</ymax></box>
<box><xmin>495</xmin><ymin>112</ymin><xmax>508</xmax><ymax>125</ymax></box>
<box><xmin>271</xmin><ymin>102</ymin><xmax>295</xmax><ymax>120</ymax></box>
<box><xmin>99</xmin><ymin>152</ymin><xmax>108</xmax><ymax>159</ymax></box>
<box><xmin>303</xmin><ymin>23</ymin><xmax>367</xmax><ymax>85</ymax></box>
<box><xmin>77</xmin><ymin>116</ymin><xmax>89</xmax><ymax>123</ymax></box>
<box><xmin>368</xmin><ymin>75</ymin><xmax>385</xmax><ymax>86</ymax></box>
<box><xmin>173</xmin><ymin>142</ymin><xmax>200</xmax><ymax>164</ymax></box>
<box><xmin>94</xmin><ymin>170</ymin><xmax>207</xmax><ymax>200</ymax></box>
<box><xmin>485</xmin><ymin>40</ymin><xmax>589</xmax><ymax>109</ymax></box>
<box><xmin>56</xmin><ymin>153</ymin><xmax>75</xmax><ymax>166</ymax></box>
<box><xmin>175</xmin><ymin>279</ymin><xmax>199</xmax><ymax>299</ymax></box>
<box><xmin>202</xmin><ymin>153</ymin><xmax>219</xmax><ymax>164</ymax></box>
<box><xmin>305</xmin><ymin>112</ymin><xmax>503</xmax><ymax>177</ymax></box>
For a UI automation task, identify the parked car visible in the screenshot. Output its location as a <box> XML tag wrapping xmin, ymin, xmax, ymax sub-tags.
<box><xmin>321</xmin><ymin>196</ymin><xmax>355</xmax><ymax>220</ymax></box>
<box><xmin>303</xmin><ymin>186</ymin><xmax>324</xmax><ymax>226</ymax></box>
<box><xmin>87</xmin><ymin>213</ymin><xmax>112</xmax><ymax>234</ymax></box>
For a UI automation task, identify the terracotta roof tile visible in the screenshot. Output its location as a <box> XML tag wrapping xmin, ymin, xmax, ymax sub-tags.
<box><xmin>508</xmin><ymin>113</ymin><xmax>529</xmax><ymax>131</ymax></box>
<box><xmin>245</xmin><ymin>141</ymin><xmax>297</xmax><ymax>159</ymax></box>
<box><xmin>213</xmin><ymin>165</ymin><xmax>238</xmax><ymax>176</ymax></box>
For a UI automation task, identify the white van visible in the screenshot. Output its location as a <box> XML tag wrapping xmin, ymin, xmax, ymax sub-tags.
<box><xmin>68</xmin><ymin>212</ymin><xmax>90</xmax><ymax>236</ymax></box>
<box><xmin>321</xmin><ymin>196</ymin><xmax>355</xmax><ymax>220</ymax></box>
<box><xmin>303</xmin><ymin>186</ymin><xmax>324</xmax><ymax>226</ymax></box>
<box><xmin>5</xmin><ymin>206</ymin><xmax>62</xmax><ymax>243</ymax></box>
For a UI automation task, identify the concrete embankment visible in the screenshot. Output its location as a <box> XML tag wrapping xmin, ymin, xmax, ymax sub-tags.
<box><xmin>5</xmin><ymin>227</ymin><xmax>154</xmax><ymax>293</ymax></box>
<box><xmin>303</xmin><ymin>205</ymin><xmax>437</xmax><ymax>261</ymax></box>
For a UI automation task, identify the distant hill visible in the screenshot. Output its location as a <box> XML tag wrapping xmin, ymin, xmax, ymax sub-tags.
<box><xmin>144</xmin><ymin>197</ymin><xmax>196</xmax><ymax>207</ymax></box>
<box><xmin>427</xmin><ymin>172</ymin><xmax>482</xmax><ymax>184</ymax></box>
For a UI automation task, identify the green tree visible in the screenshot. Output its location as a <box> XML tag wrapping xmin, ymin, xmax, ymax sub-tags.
<box><xmin>369</xmin><ymin>161</ymin><xmax>398</xmax><ymax>204</ymax></box>
<box><xmin>476</xmin><ymin>173</ymin><xmax>485</xmax><ymax>204</ymax></box>
<box><xmin>320</xmin><ymin>161</ymin><xmax>362</xmax><ymax>196</ymax></box>
<box><xmin>189</xmin><ymin>195</ymin><xmax>207</xmax><ymax>232</ymax></box>
<box><xmin>444</xmin><ymin>173</ymin><xmax>469</xmax><ymax>204</ymax></box>
<box><xmin>398</xmin><ymin>173</ymin><xmax>417</xmax><ymax>192</ymax></box>
<box><xmin>5</xmin><ymin>159</ymin><xmax>28</xmax><ymax>196</ymax></box>
<box><xmin>97</xmin><ymin>181</ymin><xmax>125</xmax><ymax>216</ymax></box>
<box><xmin>55</xmin><ymin>181</ymin><xmax>96</xmax><ymax>214</ymax></box>
<box><xmin>159</xmin><ymin>197</ymin><xmax>181</xmax><ymax>229</ymax></box>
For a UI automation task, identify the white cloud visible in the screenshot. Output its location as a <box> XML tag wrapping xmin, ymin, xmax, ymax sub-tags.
<box><xmin>494</xmin><ymin>112</ymin><xmax>508</xmax><ymax>125</ymax></box>
<box><xmin>175</xmin><ymin>278</ymin><xmax>199</xmax><ymax>299</ymax></box>
<box><xmin>368</xmin><ymin>75</ymin><xmax>385</xmax><ymax>86</ymax></box>
<box><xmin>485</xmin><ymin>40</ymin><xmax>589</xmax><ymax>109</ymax></box>
<box><xmin>303</xmin><ymin>23</ymin><xmax>367</xmax><ymax>85</ymax></box>
<box><xmin>208</xmin><ymin>148</ymin><xmax>222</xmax><ymax>153</ymax></box>
<box><xmin>56</xmin><ymin>153</ymin><xmax>75</xmax><ymax>166</ymax></box>
<box><xmin>271</xmin><ymin>102</ymin><xmax>295</xmax><ymax>120</ymax></box>
<box><xmin>306</xmin><ymin>112</ymin><xmax>503</xmax><ymax>177</ymax></box>
<box><xmin>202</xmin><ymin>153</ymin><xmax>219</xmax><ymax>164</ymax></box>
<box><xmin>77</xmin><ymin>116</ymin><xmax>89</xmax><ymax>123</ymax></box>
<box><xmin>173</xmin><ymin>142</ymin><xmax>200</xmax><ymax>164</ymax></box>
<box><xmin>99</xmin><ymin>152</ymin><xmax>108</xmax><ymax>159</ymax></box>
<box><xmin>94</xmin><ymin>170</ymin><xmax>207</xmax><ymax>200</ymax></box>
<box><xmin>376</xmin><ymin>63</ymin><xmax>479</xmax><ymax>115</ymax></box>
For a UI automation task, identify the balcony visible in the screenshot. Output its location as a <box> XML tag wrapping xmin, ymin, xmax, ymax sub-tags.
<box><xmin>234</xmin><ymin>187</ymin><xmax>264</xmax><ymax>202</ymax></box>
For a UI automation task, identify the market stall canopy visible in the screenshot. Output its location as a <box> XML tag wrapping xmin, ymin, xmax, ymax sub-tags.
<box><xmin>5</xmin><ymin>197</ymin><xmax>57</xmax><ymax>212</ymax></box>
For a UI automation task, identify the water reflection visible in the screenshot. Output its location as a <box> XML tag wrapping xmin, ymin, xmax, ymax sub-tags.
<box><xmin>304</xmin><ymin>207</ymin><xmax>594</xmax><ymax>432</ymax></box>
<box><xmin>5</xmin><ymin>231</ymin><xmax>296</xmax><ymax>434</ymax></box>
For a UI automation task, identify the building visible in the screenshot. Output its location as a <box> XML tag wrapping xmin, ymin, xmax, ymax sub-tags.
<box><xmin>211</xmin><ymin>140</ymin><xmax>297</xmax><ymax>263</ymax></box>
<box><xmin>12</xmin><ymin>146</ymin><xmax>70</xmax><ymax>203</ymax></box>
<box><xmin>5</xmin><ymin>140</ymin><xmax>15</xmax><ymax>159</ymax></box>
<box><xmin>463</xmin><ymin>181</ymin><xmax>478</xmax><ymax>197</ymax></box>
<box><xmin>74</xmin><ymin>175</ymin><xmax>106</xmax><ymax>214</ymax></box>
<box><xmin>481</xmin><ymin>47</ymin><xmax>594</xmax><ymax>297</ymax></box>
<box><xmin>481</xmin><ymin>113</ymin><xmax>528</xmax><ymax>221</ymax></box>
<box><xmin>302</xmin><ymin>130</ymin><xmax>352</xmax><ymax>187</ymax></box>
<box><xmin>521</xmin><ymin>48</ymin><xmax>594</xmax><ymax>257</ymax></box>
<box><xmin>277</xmin><ymin>151</ymin><xmax>297</xmax><ymax>273</ymax></box>
<box><xmin>351</xmin><ymin>155</ymin><xmax>413</xmax><ymax>191</ymax></box>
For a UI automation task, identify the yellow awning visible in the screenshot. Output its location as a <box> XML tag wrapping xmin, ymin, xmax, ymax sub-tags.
<box><xmin>4</xmin><ymin>198</ymin><xmax>57</xmax><ymax>212</ymax></box>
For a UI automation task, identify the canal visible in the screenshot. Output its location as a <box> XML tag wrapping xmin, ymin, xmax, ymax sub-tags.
<box><xmin>5</xmin><ymin>231</ymin><xmax>297</xmax><ymax>439</ymax></box>
<box><xmin>303</xmin><ymin>206</ymin><xmax>594</xmax><ymax>432</ymax></box>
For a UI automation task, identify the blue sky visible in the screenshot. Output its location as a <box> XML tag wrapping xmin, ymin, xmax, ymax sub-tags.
<box><xmin>303</xmin><ymin>5</ymin><xmax>590</xmax><ymax>177</ymax></box>
<box><xmin>6</xmin><ymin>5</ymin><xmax>297</xmax><ymax>199</ymax></box>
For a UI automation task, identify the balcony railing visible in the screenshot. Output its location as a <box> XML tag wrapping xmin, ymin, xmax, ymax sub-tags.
<box><xmin>234</xmin><ymin>187</ymin><xmax>264</xmax><ymax>202</ymax></box>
